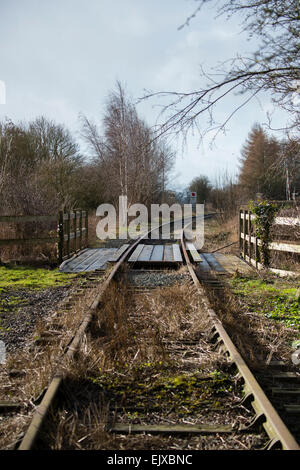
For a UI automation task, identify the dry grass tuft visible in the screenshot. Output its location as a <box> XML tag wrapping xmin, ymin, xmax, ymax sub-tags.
<box><xmin>203</xmin><ymin>216</ymin><xmax>238</xmax><ymax>254</ymax></box>
<box><xmin>0</xmin><ymin>273</ymin><xmax>108</xmax><ymax>449</ymax></box>
<box><xmin>39</xmin><ymin>279</ymin><xmax>247</xmax><ymax>450</ymax></box>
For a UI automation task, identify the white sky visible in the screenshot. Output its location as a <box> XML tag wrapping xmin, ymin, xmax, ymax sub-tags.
<box><xmin>0</xmin><ymin>0</ymin><xmax>291</xmax><ymax>191</ymax></box>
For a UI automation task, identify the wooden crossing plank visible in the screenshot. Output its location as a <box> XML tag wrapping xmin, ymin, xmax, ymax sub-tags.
<box><xmin>138</xmin><ymin>245</ymin><xmax>154</xmax><ymax>261</ymax></box>
<box><xmin>214</xmin><ymin>253</ymin><xmax>253</xmax><ymax>274</ymax></box>
<box><xmin>189</xmin><ymin>250</ymin><xmax>203</xmax><ymax>263</ymax></box>
<box><xmin>85</xmin><ymin>249</ymin><xmax>117</xmax><ymax>271</ymax></box>
<box><xmin>150</xmin><ymin>245</ymin><xmax>164</xmax><ymax>262</ymax></box>
<box><xmin>111</xmin><ymin>424</ymin><xmax>233</xmax><ymax>434</ymax></box>
<box><xmin>66</xmin><ymin>249</ymin><xmax>99</xmax><ymax>270</ymax></box>
<box><xmin>69</xmin><ymin>249</ymin><xmax>103</xmax><ymax>272</ymax></box>
<box><xmin>60</xmin><ymin>248</ymin><xmax>118</xmax><ymax>272</ymax></box>
<box><xmin>197</xmin><ymin>253</ymin><xmax>211</xmax><ymax>272</ymax></box>
<box><xmin>186</xmin><ymin>243</ymin><xmax>203</xmax><ymax>262</ymax></box>
<box><xmin>63</xmin><ymin>249</ymin><xmax>102</xmax><ymax>272</ymax></box>
<box><xmin>163</xmin><ymin>245</ymin><xmax>174</xmax><ymax>262</ymax></box>
<box><xmin>185</xmin><ymin>243</ymin><xmax>196</xmax><ymax>250</ymax></box>
<box><xmin>108</xmin><ymin>244</ymin><xmax>130</xmax><ymax>262</ymax></box>
<box><xmin>73</xmin><ymin>249</ymin><xmax>106</xmax><ymax>271</ymax></box>
<box><xmin>202</xmin><ymin>253</ymin><xmax>226</xmax><ymax>272</ymax></box>
<box><xmin>129</xmin><ymin>244</ymin><xmax>182</xmax><ymax>263</ymax></box>
<box><xmin>172</xmin><ymin>244</ymin><xmax>182</xmax><ymax>262</ymax></box>
<box><xmin>128</xmin><ymin>244</ymin><xmax>145</xmax><ymax>262</ymax></box>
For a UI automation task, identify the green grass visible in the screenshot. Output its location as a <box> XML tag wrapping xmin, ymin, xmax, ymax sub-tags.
<box><xmin>0</xmin><ymin>295</ymin><xmax>27</xmax><ymax>314</ymax></box>
<box><xmin>262</xmin><ymin>297</ymin><xmax>300</xmax><ymax>328</ymax></box>
<box><xmin>230</xmin><ymin>274</ymin><xmax>300</xmax><ymax>330</ymax></box>
<box><xmin>0</xmin><ymin>265</ymin><xmax>76</xmax><ymax>293</ymax></box>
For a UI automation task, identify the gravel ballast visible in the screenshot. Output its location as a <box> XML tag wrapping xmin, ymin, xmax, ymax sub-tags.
<box><xmin>0</xmin><ymin>285</ymin><xmax>75</xmax><ymax>352</ymax></box>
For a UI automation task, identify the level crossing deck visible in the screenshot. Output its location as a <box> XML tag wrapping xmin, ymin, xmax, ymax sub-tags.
<box><xmin>59</xmin><ymin>242</ymin><xmax>253</xmax><ymax>275</ymax></box>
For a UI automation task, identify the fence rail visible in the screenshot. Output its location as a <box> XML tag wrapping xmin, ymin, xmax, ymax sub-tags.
<box><xmin>239</xmin><ymin>207</ymin><xmax>300</xmax><ymax>276</ymax></box>
<box><xmin>0</xmin><ymin>210</ymin><xmax>88</xmax><ymax>263</ymax></box>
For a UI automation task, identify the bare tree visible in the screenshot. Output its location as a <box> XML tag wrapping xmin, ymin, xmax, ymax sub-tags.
<box><xmin>29</xmin><ymin>117</ymin><xmax>83</xmax><ymax>209</ymax></box>
<box><xmin>0</xmin><ymin>121</ymin><xmax>12</xmax><ymax>199</ymax></box>
<box><xmin>142</xmin><ymin>0</ymin><xmax>300</xmax><ymax>141</ymax></box>
<box><xmin>0</xmin><ymin>117</ymin><xmax>83</xmax><ymax>215</ymax></box>
<box><xmin>209</xmin><ymin>169</ymin><xmax>240</xmax><ymax>216</ymax></box>
<box><xmin>276</xmin><ymin>138</ymin><xmax>300</xmax><ymax>200</ymax></box>
<box><xmin>80</xmin><ymin>81</ymin><xmax>175</xmax><ymax>208</ymax></box>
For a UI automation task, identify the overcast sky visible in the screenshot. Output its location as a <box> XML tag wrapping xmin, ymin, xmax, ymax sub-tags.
<box><xmin>0</xmin><ymin>0</ymin><xmax>290</xmax><ymax>191</ymax></box>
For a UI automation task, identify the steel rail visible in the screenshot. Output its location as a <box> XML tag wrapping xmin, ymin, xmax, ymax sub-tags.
<box><xmin>18</xmin><ymin>213</ymin><xmax>211</xmax><ymax>450</ymax></box>
<box><xmin>180</xmin><ymin>228</ymin><xmax>300</xmax><ymax>450</ymax></box>
<box><xmin>18</xmin><ymin>236</ymin><xmax>145</xmax><ymax>450</ymax></box>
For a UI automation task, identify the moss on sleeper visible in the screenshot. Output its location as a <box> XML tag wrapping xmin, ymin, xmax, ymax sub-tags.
<box><xmin>90</xmin><ymin>363</ymin><xmax>236</xmax><ymax>416</ymax></box>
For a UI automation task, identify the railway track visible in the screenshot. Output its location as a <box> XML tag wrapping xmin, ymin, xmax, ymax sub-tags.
<box><xmin>2</xmin><ymin>216</ymin><xmax>299</xmax><ymax>450</ymax></box>
<box><xmin>180</xmin><ymin>230</ymin><xmax>299</xmax><ymax>450</ymax></box>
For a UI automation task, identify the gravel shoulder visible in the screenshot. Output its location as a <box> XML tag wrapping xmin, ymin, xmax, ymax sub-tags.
<box><xmin>0</xmin><ymin>285</ymin><xmax>76</xmax><ymax>352</ymax></box>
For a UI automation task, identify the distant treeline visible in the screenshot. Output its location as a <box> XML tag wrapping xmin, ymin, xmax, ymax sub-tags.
<box><xmin>1</xmin><ymin>87</ymin><xmax>299</xmax><ymax>220</ymax></box>
<box><xmin>0</xmin><ymin>82</ymin><xmax>174</xmax><ymax>216</ymax></box>
<box><xmin>188</xmin><ymin>124</ymin><xmax>300</xmax><ymax>216</ymax></box>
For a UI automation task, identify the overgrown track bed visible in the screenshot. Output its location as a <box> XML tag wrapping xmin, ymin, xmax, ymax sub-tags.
<box><xmin>1</xmin><ymin>219</ymin><xmax>189</xmax><ymax>450</ymax></box>
<box><xmin>23</xmin><ymin>258</ymin><xmax>298</xmax><ymax>450</ymax></box>
<box><xmin>33</xmin><ymin>277</ymin><xmax>268</xmax><ymax>450</ymax></box>
<box><xmin>3</xmin><ymin>216</ymin><xmax>299</xmax><ymax>451</ymax></box>
<box><xmin>201</xmin><ymin>273</ymin><xmax>300</xmax><ymax>446</ymax></box>
<box><xmin>0</xmin><ymin>270</ymin><xmax>108</xmax><ymax>450</ymax></box>
<box><xmin>181</xmin><ymin>232</ymin><xmax>299</xmax><ymax>450</ymax></box>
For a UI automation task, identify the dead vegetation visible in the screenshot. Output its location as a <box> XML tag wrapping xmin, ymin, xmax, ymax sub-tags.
<box><xmin>201</xmin><ymin>272</ymin><xmax>299</xmax><ymax>371</ymax></box>
<box><xmin>202</xmin><ymin>216</ymin><xmax>239</xmax><ymax>255</ymax></box>
<box><xmin>2</xmin><ymin>212</ymin><xmax>298</xmax><ymax>450</ymax></box>
<box><xmin>0</xmin><ymin>272</ymin><xmax>106</xmax><ymax>449</ymax></box>
<box><xmin>0</xmin><ymin>218</ymin><xmax>58</xmax><ymax>264</ymax></box>
<box><xmin>37</xmin><ymin>280</ymin><xmax>267</xmax><ymax>450</ymax></box>
<box><xmin>66</xmin><ymin>281</ymin><xmax>215</xmax><ymax>377</ymax></box>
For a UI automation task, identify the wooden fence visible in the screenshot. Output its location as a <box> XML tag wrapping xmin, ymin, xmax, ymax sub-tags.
<box><xmin>0</xmin><ymin>215</ymin><xmax>58</xmax><ymax>246</ymax></box>
<box><xmin>0</xmin><ymin>210</ymin><xmax>88</xmax><ymax>264</ymax></box>
<box><xmin>58</xmin><ymin>210</ymin><xmax>88</xmax><ymax>263</ymax></box>
<box><xmin>239</xmin><ymin>207</ymin><xmax>300</xmax><ymax>276</ymax></box>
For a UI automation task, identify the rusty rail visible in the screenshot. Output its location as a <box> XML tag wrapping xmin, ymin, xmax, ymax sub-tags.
<box><xmin>18</xmin><ymin>236</ymin><xmax>143</xmax><ymax>450</ymax></box>
<box><xmin>181</xmin><ymin>227</ymin><xmax>299</xmax><ymax>450</ymax></box>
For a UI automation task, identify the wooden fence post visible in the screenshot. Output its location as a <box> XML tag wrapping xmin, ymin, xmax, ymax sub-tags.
<box><xmin>79</xmin><ymin>210</ymin><xmax>83</xmax><ymax>251</ymax></box>
<box><xmin>242</xmin><ymin>210</ymin><xmax>246</xmax><ymax>260</ymax></box>
<box><xmin>254</xmin><ymin>229</ymin><xmax>258</xmax><ymax>269</ymax></box>
<box><xmin>238</xmin><ymin>209</ymin><xmax>241</xmax><ymax>257</ymax></box>
<box><xmin>248</xmin><ymin>209</ymin><xmax>252</xmax><ymax>263</ymax></box>
<box><xmin>85</xmin><ymin>210</ymin><xmax>88</xmax><ymax>248</ymax></box>
<box><xmin>73</xmin><ymin>210</ymin><xmax>77</xmax><ymax>253</ymax></box>
<box><xmin>58</xmin><ymin>211</ymin><xmax>64</xmax><ymax>264</ymax></box>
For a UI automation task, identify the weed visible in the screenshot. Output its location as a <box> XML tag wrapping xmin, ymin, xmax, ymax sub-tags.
<box><xmin>230</xmin><ymin>274</ymin><xmax>300</xmax><ymax>330</ymax></box>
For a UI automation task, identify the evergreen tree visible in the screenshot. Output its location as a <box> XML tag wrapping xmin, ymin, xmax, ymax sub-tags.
<box><xmin>239</xmin><ymin>124</ymin><xmax>285</xmax><ymax>199</ymax></box>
